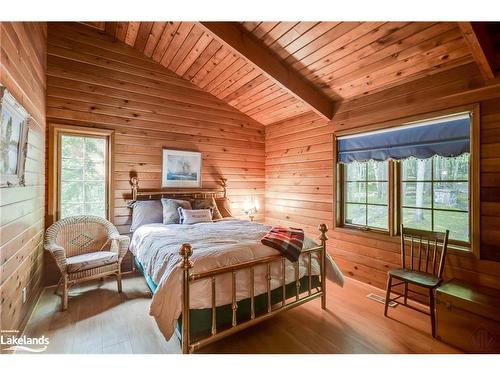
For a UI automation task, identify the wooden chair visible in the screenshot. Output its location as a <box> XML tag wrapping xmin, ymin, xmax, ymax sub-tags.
<box><xmin>44</xmin><ymin>215</ymin><xmax>130</xmax><ymax>311</ymax></box>
<box><xmin>384</xmin><ymin>224</ymin><xmax>449</xmax><ymax>337</ymax></box>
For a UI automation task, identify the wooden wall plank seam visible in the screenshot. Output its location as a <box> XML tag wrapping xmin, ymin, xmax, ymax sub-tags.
<box><xmin>0</xmin><ymin>22</ymin><xmax>46</xmax><ymax>338</ymax></box>
<box><xmin>265</xmin><ymin>62</ymin><xmax>500</xmax><ymax>292</ymax></box>
<box><xmin>45</xmin><ymin>22</ymin><xmax>266</xmax><ymax>285</ymax></box>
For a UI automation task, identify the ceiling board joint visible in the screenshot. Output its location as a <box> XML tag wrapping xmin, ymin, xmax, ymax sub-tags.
<box><xmin>199</xmin><ymin>22</ymin><xmax>335</xmax><ymax>120</ymax></box>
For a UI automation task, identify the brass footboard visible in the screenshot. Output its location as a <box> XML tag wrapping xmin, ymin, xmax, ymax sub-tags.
<box><xmin>179</xmin><ymin>224</ymin><xmax>329</xmax><ymax>354</ymax></box>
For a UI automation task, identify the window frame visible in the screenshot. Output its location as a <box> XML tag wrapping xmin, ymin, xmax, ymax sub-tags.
<box><xmin>339</xmin><ymin>160</ymin><xmax>393</xmax><ymax>234</ymax></box>
<box><xmin>48</xmin><ymin>123</ymin><xmax>114</xmax><ymax>225</ymax></box>
<box><xmin>399</xmin><ymin>156</ymin><xmax>471</xmax><ymax>247</ymax></box>
<box><xmin>334</xmin><ymin>104</ymin><xmax>480</xmax><ymax>258</ymax></box>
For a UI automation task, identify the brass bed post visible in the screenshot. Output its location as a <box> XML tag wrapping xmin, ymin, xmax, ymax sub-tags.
<box><xmin>281</xmin><ymin>259</ymin><xmax>286</xmax><ymax>306</ymax></box>
<box><xmin>294</xmin><ymin>262</ymin><xmax>300</xmax><ymax>301</ymax></box>
<box><xmin>129</xmin><ymin>175</ymin><xmax>334</xmax><ymax>353</ymax></box>
<box><xmin>180</xmin><ymin>244</ymin><xmax>193</xmax><ymax>354</ymax></box>
<box><xmin>250</xmin><ymin>268</ymin><xmax>255</xmax><ymax>319</ymax></box>
<box><xmin>211</xmin><ymin>276</ymin><xmax>217</xmax><ymax>336</ymax></box>
<box><xmin>267</xmin><ymin>263</ymin><xmax>272</xmax><ymax>313</ymax></box>
<box><xmin>231</xmin><ymin>271</ymin><xmax>237</xmax><ymax>327</ymax></box>
<box><xmin>220</xmin><ymin>177</ymin><xmax>228</xmax><ymax>198</ymax></box>
<box><xmin>319</xmin><ymin>224</ymin><xmax>328</xmax><ymax>310</ymax></box>
<box><xmin>131</xmin><ymin>177</ymin><xmax>139</xmax><ymax>201</ymax></box>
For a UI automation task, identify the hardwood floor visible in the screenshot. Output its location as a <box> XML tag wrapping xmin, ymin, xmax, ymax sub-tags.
<box><xmin>21</xmin><ymin>274</ymin><xmax>460</xmax><ymax>354</ymax></box>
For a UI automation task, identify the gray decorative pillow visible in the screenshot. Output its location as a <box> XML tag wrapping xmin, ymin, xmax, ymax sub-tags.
<box><xmin>215</xmin><ymin>197</ymin><xmax>232</xmax><ymax>218</ymax></box>
<box><xmin>191</xmin><ymin>197</ymin><xmax>222</xmax><ymax>220</ymax></box>
<box><xmin>161</xmin><ymin>198</ymin><xmax>192</xmax><ymax>224</ymax></box>
<box><xmin>129</xmin><ymin>200</ymin><xmax>163</xmax><ymax>231</ymax></box>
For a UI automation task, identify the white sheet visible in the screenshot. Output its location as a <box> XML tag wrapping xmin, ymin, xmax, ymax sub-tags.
<box><xmin>130</xmin><ymin>219</ymin><xmax>344</xmax><ymax>339</ymax></box>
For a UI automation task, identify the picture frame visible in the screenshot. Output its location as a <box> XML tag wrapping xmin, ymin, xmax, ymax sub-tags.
<box><xmin>0</xmin><ymin>87</ymin><xmax>30</xmax><ymax>188</ymax></box>
<box><xmin>161</xmin><ymin>148</ymin><xmax>202</xmax><ymax>188</ymax></box>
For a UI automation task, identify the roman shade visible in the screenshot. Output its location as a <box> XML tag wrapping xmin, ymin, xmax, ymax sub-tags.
<box><xmin>337</xmin><ymin>113</ymin><xmax>471</xmax><ymax>163</ymax></box>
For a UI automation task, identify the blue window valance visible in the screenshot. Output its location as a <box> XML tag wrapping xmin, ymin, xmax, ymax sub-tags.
<box><xmin>337</xmin><ymin>113</ymin><xmax>471</xmax><ymax>163</ymax></box>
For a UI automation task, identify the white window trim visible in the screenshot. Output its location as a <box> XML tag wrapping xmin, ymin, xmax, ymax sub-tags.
<box><xmin>334</xmin><ymin>104</ymin><xmax>480</xmax><ymax>258</ymax></box>
<box><xmin>48</xmin><ymin>123</ymin><xmax>114</xmax><ymax>225</ymax></box>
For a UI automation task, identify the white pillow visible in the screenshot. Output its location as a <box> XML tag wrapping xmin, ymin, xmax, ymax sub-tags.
<box><xmin>178</xmin><ymin>208</ymin><xmax>213</xmax><ymax>224</ymax></box>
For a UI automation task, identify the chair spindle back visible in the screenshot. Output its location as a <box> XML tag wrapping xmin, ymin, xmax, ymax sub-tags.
<box><xmin>400</xmin><ymin>224</ymin><xmax>449</xmax><ymax>278</ymax></box>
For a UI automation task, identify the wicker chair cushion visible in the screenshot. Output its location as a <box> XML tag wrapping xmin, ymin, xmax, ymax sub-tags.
<box><xmin>66</xmin><ymin>251</ymin><xmax>118</xmax><ymax>273</ymax></box>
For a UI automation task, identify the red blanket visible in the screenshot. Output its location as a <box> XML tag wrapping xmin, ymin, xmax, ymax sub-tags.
<box><xmin>261</xmin><ymin>226</ymin><xmax>304</xmax><ymax>262</ymax></box>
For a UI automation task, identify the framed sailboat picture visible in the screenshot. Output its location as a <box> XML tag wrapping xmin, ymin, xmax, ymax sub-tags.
<box><xmin>161</xmin><ymin>149</ymin><xmax>202</xmax><ymax>188</ymax></box>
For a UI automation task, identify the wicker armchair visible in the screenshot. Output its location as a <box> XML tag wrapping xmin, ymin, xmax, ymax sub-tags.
<box><xmin>44</xmin><ymin>215</ymin><xmax>130</xmax><ymax>311</ymax></box>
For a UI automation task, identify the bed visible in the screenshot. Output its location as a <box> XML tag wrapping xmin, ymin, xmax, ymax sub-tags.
<box><xmin>128</xmin><ymin>177</ymin><xmax>344</xmax><ymax>353</ymax></box>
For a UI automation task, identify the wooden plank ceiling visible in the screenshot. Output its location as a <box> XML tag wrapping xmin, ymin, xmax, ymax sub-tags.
<box><xmin>458</xmin><ymin>22</ymin><xmax>500</xmax><ymax>81</ymax></box>
<box><xmin>81</xmin><ymin>21</ymin><xmax>476</xmax><ymax>125</ymax></box>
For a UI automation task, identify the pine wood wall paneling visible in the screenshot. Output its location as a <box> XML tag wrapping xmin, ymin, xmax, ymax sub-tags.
<box><xmin>241</xmin><ymin>22</ymin><xmax>473</xmax><ymax>106</ymax></box>
<box><xmin>96</xmin><ymin>21</ymin><xmax>316</xmax><ymax>125</ymax></box>
<box><xmin>0</xmin><ymin>22</ymin><xmax>47</xmax><ymax>337</ymax></box>
<box><xmin>77</xmin><ymin>22</ymin><xmax>478</xmax><ymax>125</ymax></box>
<box><xmin>264</xmin><ymin>61</ymin><xmax>500</xmax><ymax>295</ymax></box>
<box><xmin>46</xmin><ymin>22</ymin><xmax>266</xmax><ymax>284</ymax></box>
<box><xmin>298</xmin><ymin>22</ymin><xmax>407</xmax><ymax>78</ymax></box>
<box><xmin>314</xmin><ymin>23</ymin><xmax>464</xmax><ymax>97</ymax></box>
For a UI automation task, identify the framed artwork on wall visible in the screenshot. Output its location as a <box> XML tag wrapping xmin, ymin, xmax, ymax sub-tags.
<box><xmin>161</xmin><ymin>148</ymin><xmax>202</xmax><ymax>188</ymax></box>
<box><xmin>0</xmin><ymin>86</ymin><xmax>30</xmax><ymax>188</ymax></box>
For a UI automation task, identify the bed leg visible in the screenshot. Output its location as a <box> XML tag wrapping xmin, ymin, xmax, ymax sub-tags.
<box><xmin>180</xmin><ymin>243</ymin><xmax>193</xmax><ymax>354</ymax></box>
<box><xmin>319</xmin><ymin>224</ymin><xmax>328</xmax><ymax>310</ymax></box>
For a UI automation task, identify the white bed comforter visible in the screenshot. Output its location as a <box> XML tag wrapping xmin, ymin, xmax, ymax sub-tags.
<box><xmin>129</xmin><ymin>219</ymin><xmax>344</xmax><ymax>339</ymax></box>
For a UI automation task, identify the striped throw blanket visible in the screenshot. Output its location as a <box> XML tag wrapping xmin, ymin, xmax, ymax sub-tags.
<box><xmin>261</xmin><ymin>226</ymin><xmax>304</xmax><ymax>262</ymax></box>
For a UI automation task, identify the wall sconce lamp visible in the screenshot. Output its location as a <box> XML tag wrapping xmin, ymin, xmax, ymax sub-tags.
<box><xmin>243</xmin><ymin>197</ymin><xmax>259</xmax><ymax>222</ymax></box>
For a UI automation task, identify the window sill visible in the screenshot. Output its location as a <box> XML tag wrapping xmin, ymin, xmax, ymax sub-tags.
<box><xmin>447</xmin><ymin>244</ymin><xmax>474</xmax><ymax>257</ymax></box>
<box><xmin>333</xmin><ymin>225</ymin><xmax>475</xmax><ymax>258</ymax></box>
<box><xmin>333</xmin><ymin>226</ymin><xmax>400</xmax><ymax>244</ymax></box>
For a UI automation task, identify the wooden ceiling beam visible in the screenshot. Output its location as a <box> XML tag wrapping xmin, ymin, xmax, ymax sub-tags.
<box><xmin>458</xmin><ymin>22</ymin><xmax>496</xmax><ymax>81</ymax></box>
<box><xmin>104</xmin><ymin>22</ymin><xmax>118</xmax><ymax>38</ymax></box>
<box><xmin>199</xmin><ymin>22</ymin><xmax>335</xmax><ymax>120</ymax></box>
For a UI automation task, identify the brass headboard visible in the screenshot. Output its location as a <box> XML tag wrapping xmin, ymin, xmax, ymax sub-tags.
<box><xmin>130</xmin><ymin>177</ymin><xmax>227</xmax><ymax>201</ymax></box>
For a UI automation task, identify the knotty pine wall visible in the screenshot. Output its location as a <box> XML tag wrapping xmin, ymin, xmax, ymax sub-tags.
<box><xmin>45</xmin><ymin>23</ymin><xmax>265</xmax><ymax>283</ymax></box>
<box><xmin>265</xmin><ymin>62</ymin><xmax>500</xmax><ymax>293</ymax></box>
<box><xmin>0</xmin><ymin>22</ymin><xmax>47</xmax><ymax>335</ymax></box>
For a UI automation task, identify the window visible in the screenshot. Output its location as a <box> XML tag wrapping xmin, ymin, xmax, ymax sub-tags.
<box><xmin>49</xmin><ymin>125</ymin><xmax>112</xmax><ymax>221</ymax></box>
<box><xmin>344</xmin><ymin>160</ymin><xmax>389</xmax><ymax>230</ymax></box>
<box><xmin>401</xmin><ymin>155</ymin><xmax>469</xmax><ymax>243</ymax></box>
<box><xmin>336</xmin><ymin>108</ymin><xmax>479</xmax><ymax>253</ymax></box>
<box><xmin>60</xmin><ymin>135</ymin><xmax>107</xmax><ymax>218</ymax></box>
